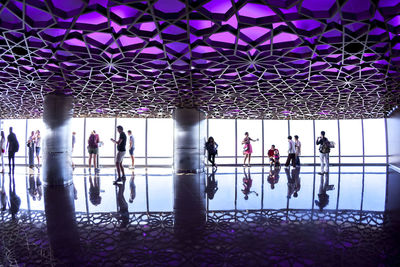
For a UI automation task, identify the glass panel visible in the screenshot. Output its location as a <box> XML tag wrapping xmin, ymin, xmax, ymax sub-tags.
<box><xmin>1</xmin><ymin>119</ymin><xmax>27</xmax><ymax>164</ymax></box>
<box><xmin>117</xmin><ymin>118</ymin><xmax>146</xmax><ymax>166</ymax></box>
<box><xmin>364</xmin><ymin>156</ymin><xmax>386</xmax><ymax>164</ymax></box>
<box><xmin>340</xmin><ymin>119</ymin><xmax>363</xmax><ymax>156</ymax></box>
<box><xmin>340</xmin><ymin>156</ymin><xmax>363</xmax><ymax>164</ymax></box>
<box><xmin>289</xmin><ymin>120</ymin><xmax>314</xmax><ymax>156</ymax></box>
<box><xmin>338</xmin><ymin>173</ymin><xmax>362</xmax><ymax>210</ymax></box>
<box><xmin>71</xmin><ymin>118</ymin><xmax>85</xmax><ymax>166</ymax></box>
<box><xmin>147</xmin><ymin>119</ymin><xmax>173</xmax><ymax>158</ymax></box>
<box><xmin>363</xmin><ymin>119</ymin><xmax>386</xmax><ymax>156</ymax></box>
<box><xmin>264</xmin><ymin>120</ymin><xmax>288</xmax><ymax>158</ymax></box>
<box><xmin>208</xmin><ymin>119</ymin><xmax>235</xmax><ymax>157</ymax></box>
<box><xmin>237</xmin><ymin>120</ymin><xmax>262</xmax><ymax>164</ymax></box>
<box><xmin>362</xmin><ymin>173</ymin><xmax>386</xmax><ymax>211</ymax></box>
<box><xmin>148</xmin><ymin>174</ymin><xmax>173</xmax><ymax>212</ymax></box>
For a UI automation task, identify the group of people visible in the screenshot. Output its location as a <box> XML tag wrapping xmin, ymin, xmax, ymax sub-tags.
<box><xmin>0</xmin><ymin>128</ymin><xmax>41</xmax><ymax>173</ymax></box>
<box><xmin>205</xmin><ymin>131</ymin><xmax>332</xmax><ymax>175</ymax></box>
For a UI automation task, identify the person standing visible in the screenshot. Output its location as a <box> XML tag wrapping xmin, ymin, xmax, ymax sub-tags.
<box><xmin>87</xmin><ymin>130</ymin><xmax>99</xmax><ymax>171</ymax></box>
<box><xmin>242</xmin><ymin>132</ymin><xmax>258</xmax><ymax>167</ymax></box>
<box><xmin>127</xmin><ymin>130</ymin><xmax>135</xmax><ymax>169</ymax></box>
<box><xmin>316</xmin><ymin>131</ymin><xmax>330</xmax><ymax>175</ymax></box>
<box><xmin>111</xmin><ymin>125</ymin><xmax>127</xmax><ymax>185</ymax></box>
<box><xmin>0</xmin><ymin>131</ymin><xmax>5</xmax><ymax>173</ymax></box>
<box><xmin>35</xmin><ymin>130</ymin><xmax>41</xmax><ymax>167</ymax></box>
<box><xmin>6</xmin><ymin>127</ymin><xmax>19</xmax><ymax>174</ymax></box>
<box><xmin>71</xmin><ymin>132</ymin><xmax>76</xmax><ymax>168</ymax></box>
<box><xmin>27</xmin><ymin>131</ymin><xmax>35</xmax><ymax>168</ymax></box>
<box><xmin>205</xmin><ymin>136</ymin><xmax>218</xmax><ymax>168</ymax></box>
<box><xmin>294</xmin><ymin>135</ymin><xmax>301</xmax><ymax>166</ymax></box>
<box><xmin>285</xmin><ymin>136</ymin><xmax>296</xmax><ymax>168</ymax></box>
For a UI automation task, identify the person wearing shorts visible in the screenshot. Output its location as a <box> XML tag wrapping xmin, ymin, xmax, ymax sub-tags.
<box><xmin>128</xmin><ymin>130</ymin><xmax>135</xmax><ymax>168</ymax></box>
<box><xmin>87</xmin><ymin>130</ymin><xmax>99</xmax><ymax>170</ymax></box>
<box><xmin>111</xmin><ymin>126</ymin><xmax>127</xmax><ymax>184</ymax></box>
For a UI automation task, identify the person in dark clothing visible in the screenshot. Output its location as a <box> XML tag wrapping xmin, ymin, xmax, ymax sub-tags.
<box><xmin>6</xmin><ymin>127</ymin><xmax>19</xmax><ymax>174</ymax></box>
<box><xmin>111</xmin><ymin>125</ymin><xmax>127</xmax><ymax>184</ymax></box>
<box><xmin>205</xmin><ymin>137</ymin><xmax>218</xmax><ymax>168</ymax></box>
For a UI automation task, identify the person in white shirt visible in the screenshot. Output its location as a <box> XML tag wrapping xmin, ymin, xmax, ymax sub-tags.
<box><xmin>285</xmin><ymin>136</ymin><xmax>296</xmax><ymax>168</ymax></box>
<box><xmin>294</xmin><ymin>135</ymin><xmax>301</xmax><ymax>166</ymax></box>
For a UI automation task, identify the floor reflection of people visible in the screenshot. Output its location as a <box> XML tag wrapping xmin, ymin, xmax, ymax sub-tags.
<box><xmin>267</xmin><ymin>166</ymin><xmax>281</xmax><ymax>190</ymax></box>
<box><xmin>205</xmin><ymin>169</ymin><xmax>218</xmax><ymax>200</ymax></box>
<box><xmin>116</xmin><ymin>178</ymin><xmax>129</xmax><ymax>227</ymax></box>
<box><xmin>285</xmin><ymin>167</ymin><xmax>301</xmax><ymax>199</ymax></box>
<box><xmin>1</xmin><ymin>173</ymin><xmax>7</xmax><ymax>211</ymax></box>
<box><xmin>129</xmin><ymin>171</ymin><xmax>136</xmax><ymax>204</ymax></box>
<box><xmin>242</xmin><ymin>168</ymin><xmax>258</xmax><ymax>200</ymax></box>
<box><xmin>28</xmin><ymin>173</ymin><xmax>43</xmax><ymax>201</ymax></box>
<box><xmin>315</xmin><ymin>172</ymin><xmax>335</xmax><ymax>211</ymax></box>
<box><xmin>9</xmin><ymin>173</ymin><xmax>20</xmax><ymax>219</ymax></box>
<box><xmin>89</xmin><ymin>173</ymin><xmax>101</xmax><ymax>206</ymax></box>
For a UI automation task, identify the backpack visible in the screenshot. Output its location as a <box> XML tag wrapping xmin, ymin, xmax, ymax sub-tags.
<box><xmin>320</xmin><ymin>139</ymin><xmax>330</xmax><ymax>154</ymax></box>
<box><xmin>88</xmin><ymin>134</ymin><xmax>97</xmax><ymax>148</ymax></box>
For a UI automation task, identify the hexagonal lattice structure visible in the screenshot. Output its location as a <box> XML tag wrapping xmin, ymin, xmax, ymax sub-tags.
<box><xmin>0</xmin><ymin>0</ymin><xmax>399</xmax><ymax>119</ymax></box>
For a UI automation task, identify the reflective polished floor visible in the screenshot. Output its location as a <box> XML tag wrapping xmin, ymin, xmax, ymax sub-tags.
<box><xmin>1</xmin><ymin>166</ymin><xmax>399</xmax><ymax>266</ymax></box>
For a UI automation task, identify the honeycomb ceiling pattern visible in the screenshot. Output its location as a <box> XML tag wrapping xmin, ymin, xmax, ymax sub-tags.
<box><xmin>0</xmin><ymin>0</ymin><xmax>400</xmax><ymax>119</ymax></box>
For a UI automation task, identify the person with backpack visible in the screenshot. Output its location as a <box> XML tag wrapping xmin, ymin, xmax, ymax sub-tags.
<box><xmin>316</xmin><ymin>131</ymin><xmax>330</xmax><ymax>175</ymax></box>
<box><xmin>87</xmin><ymin>130</ymin><xmax>100</xmax><ymax>171</ymax></box>
<box><xmin>6</xmin><ymin>127</ymin><xmax>19</xmax><ymax>174</ymax></box>
<box><xmin>205</xmin><ymin>136</ymin><xmax>218</xmax><ymax>168</ymax></box>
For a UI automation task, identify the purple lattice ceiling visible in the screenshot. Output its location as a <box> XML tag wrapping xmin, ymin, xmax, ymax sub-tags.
<box><xmin>0</xmin><ymin>0</ymin><xmax>399</xmax><ymax>119</ymax></box>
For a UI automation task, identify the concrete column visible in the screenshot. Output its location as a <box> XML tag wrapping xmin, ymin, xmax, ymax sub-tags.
<box><xmin>42</xmin><ymin>93</ymin><xmax>80</xmax><ymax>261</ymax></box>
<box><xmin>173</xmin><ymin>108</ymin><xmax>206</xmax><ymax>173</ymax></box>
<box><xmin>42</xmin><ymin>94</ymin><xmax>73</xmax><ymax>185</ymax></box>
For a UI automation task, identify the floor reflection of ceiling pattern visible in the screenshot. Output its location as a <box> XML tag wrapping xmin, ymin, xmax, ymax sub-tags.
<box><xmin>2</xmin><ymin>210</ymin><xmax>398</xmax><ymax>265</ymax></box>
<box><xmin>0</xmin><ymin>0</ymin><xmax>399</xmax><ymax>119</ymax></box>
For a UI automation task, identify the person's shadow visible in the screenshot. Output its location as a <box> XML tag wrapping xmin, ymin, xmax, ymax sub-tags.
<box><xmin>242</xmin><ymin>168</ymin><xmax>258</xmax><ymax>200</ymax></box>
<box><xmin>205</xmin><ymin>169</ymin><xmax>218</xmax><ymax>200</ymax></box>
<box><xmin>9</xmin><ymin>173</ymin><xmax>20</xmax><ymax>220</ymax></box>
<box><xmin>116</xmin><ymin>179</ymin><xmax>129</xmax><ymax>227</ymax></box>
<box><xmin>315</xmin><ymin>172</ymin><xmax>335</xmax><ymax>211</ymax></box>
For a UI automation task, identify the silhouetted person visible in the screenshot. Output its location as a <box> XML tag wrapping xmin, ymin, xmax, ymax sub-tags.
<box><xmin>1</xmin><ymin>131</ymin><xmax>5</xmax><ymax>173</ymax></box>
<box><xmin>285</xmin><ymin>136</ymin><xmax>296</xmax><ymax>168</ymax></box>
<box><xmin>6</xmin><ymin>127</ymin><xmax>19</xmax><ymax>174</ymax></box>
<box><xmin>27</xmin><ymin>130</ymin><xmax>35</xmax><ymax>168</ymax></box>
<box><xmin>315</xmin><ymin>172</ymin><xmax>335</xmax><ymax>211</ymax></box>
<box><xmin>205</xmin><ymin>169</ymin><xmax>218</xmax><ymax>199</ymax></box>
<box><xmin>129</xmin><ymin>171</ymin><xmax>136</xmax><ymax>204</ymax></box>
<box><xmin>205</xmin><ymin>136</ymin><xmax>218</xmax><ymax>168</ymax></box>
<box><xmin>316</xmin><ymin>131</ymin><xmax>330</xmax><ymax>175</ymax></box>
<box><xmin>116</xmin><ymin>178</ymin><xmax>129</xmax><ymax>227</ymax></box>
<box><xmin>89</xmin><ymin>173</ymin><xmax>101</xmax><ymax>206</ymax></box>
<box><xmin>242</xmin><ymin>168</ymin><xmax>258</xmax><ymax>200</ymax></box>
<box><xmin>111</xmin><ymin>125</ymin><xmax>127</xmax><ymax>184</ymax></box>
<box><xmin>9</xmin><ymin>174</ymin><xmax>20</xmax><ymax>220</ymax></box>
